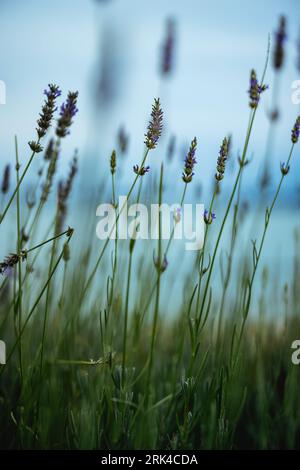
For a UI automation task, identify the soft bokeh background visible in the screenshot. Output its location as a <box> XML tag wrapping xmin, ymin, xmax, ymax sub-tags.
<box><xmin>0</xmin><ymin>0</ymin><xmax>299</xmax><ymax>191</ymax></box>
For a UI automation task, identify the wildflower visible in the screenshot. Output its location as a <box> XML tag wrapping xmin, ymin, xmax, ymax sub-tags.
<box><xmin>118</xmin><ymin>126</ymin><xmax>129</xmax><ymax>153</ymax></box>
<box><xmin>56</xmin><ymin>91</ymin><xmax>79</xmax><ymax>138</ymax></box>
<box><xmin>36</xmin><ymin>84</ymin><xmax>61</xmax><ymax>139</ymax></box>
<box><xmin>133</xmin><ymin>164</ymin><xmax>150</xmax><ymax>176</ymax></box>
<box><xmin>173</xmin><ymin>207</ymin><xmax>181</xmax><ymax>223</ymax></box>
<box><xmin>182</xmin><ymin>137</ymin><xmax>197</xmax><ymax>183</ymax></box>
<box><xmin>1</xmin><ymin>164</ymin><xmax>10</xmax><ymax>194</ymax></box>
<box><xmin>291</xmin><ymin>116</ymin><xmax>300</xmax><ymax>143</ymax></box>
<box><xmin>28</xmin><ymin>141</ymin><xmax>43</xmax><ymax>153</ymax></box>
<box><xmin>248</xmin><ymin>69</ymin><xmax>268</xmax><ymax>108</ymax></box>
<box><xmin>273</xmin><ymin>16</ymin><xmax>287</xmax><ymax>70</ymax></box>
<box><xmin>215</xmin><ymin>137</ymin><xmax>229</xmax><ymax>182</ymax></box>
<box><xmin>110</xmin><ymin>150</ymin><xmax>116</xmax><ymax>175</ymax></box>
<box><xmin>160</xmin><ymin>18</ymin><xmax>176</xmax><ymax>76</ymax></box>
<box><xmin>0</xmin><ymin>251</ymin><xmax>27</xmax><ymax>275</ymax></box>
<box><xmin>280</xmin><ymin>162</ymin><xmax>290</xmax><ymax>175</ymax></box>
<box><xmin>144</xmin><ymin>98</ymin><xmax>163</xmax><ymax>149</ymax></box>
<box><xmin>204</xmin><ymin>209</ymin><xmax>216</xmax><ymax>225</ymax></box>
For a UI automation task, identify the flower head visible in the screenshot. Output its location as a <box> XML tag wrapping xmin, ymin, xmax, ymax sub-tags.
<box><xmin>291</xmin><ymin>116</ymin><xmax>300</xmax><ymax>144</ymax></box>
<box><xmin>28</xmin><ymin>141</ymin><xmax>43</xmax><ymax>153</ymax></box>
<box><xmin>215</xmin><ymin>137</ymin><xmax>229</xmax><ymax>182</ymax></box>
<box><xmin>133</xmin><ymin>164</ymin><xmax>150</xmax><ymax>176</ymax></box>
<box><xmin>182</xmin><ymin>137</ymin><xmax>197</xmax><ymax>183</ymax></box>
<box><xmin>204</xmin><ymin>209</ymin><xmax>216</xmax><ymax>225</ymax></box>
<box><xmin>0</xmin><ymin>251</ymin><xmax>27</xmax><ymax>276</ymax></box>
<box><xmin>248</xmin><ymin>69</ymin><xmax>268</xmax><ymax>108</ymax></box>
<box><xmin>144</xmin><ymin>98</ymin><xmax>163</xmax><ymax>149</ymax></box>
<box><xmin>36</xmin><ymin>84</ymin><xmax>61</xmax><ymax>139</ymax></box>
<box><xmin>56</xmin><ymin>91</ymin><xmax>79</xmax><ymax>138</ymax></box>
<box><xmin>110</xmin><ymin>150</ymin><xmax>116</xmax><ymax>175</ymax></box>
<box><xmin>280</xmin><ymin>162</ymin><xmax>290</xmax><ymax>176</ymax></box>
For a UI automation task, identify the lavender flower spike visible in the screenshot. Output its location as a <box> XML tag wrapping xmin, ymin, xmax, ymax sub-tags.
<box><xmin>144</xmin><ymin>98</ymin><xmax>163</xmax><ymax>149</ymax></box>
<box><xmin>37</xmin><ymin>84</ymin><xmax>61</xmax><ymax>139</ymax></box>
<box><xmin>248</xmin><ymin>69</ymin><xmax>268</xmax><ymax>109</ymax></box>
<box><xmin>291</xmin><ymin>116</ymin><xmax>300</xmax><ymax>144</ymax></box>
<box><xmin>215</xmin><ymin>137</ymin><xmax>229</xmax><ymax>182</ymax></box>
<box><xmin>182</xmin><ymin>137</ymin><xmax>197</xmax><ymax>183</ymax></box>
<box><xmin>56</xmin><ymin>91</ymin><xmax>79</xmax><ymax>138</ymax></box>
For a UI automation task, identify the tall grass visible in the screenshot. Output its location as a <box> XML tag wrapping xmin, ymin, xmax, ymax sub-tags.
<box><xmin>0</xmin><ymin>50</ymin><xmax>300</xmax><ymax>451</ymax></box>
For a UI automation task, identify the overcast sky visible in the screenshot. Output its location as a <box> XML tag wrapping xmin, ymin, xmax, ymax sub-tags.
<box><xmin>0</xmin><ymin>0</ymin><xmax>299</xmax><ymax>191</ymax></box>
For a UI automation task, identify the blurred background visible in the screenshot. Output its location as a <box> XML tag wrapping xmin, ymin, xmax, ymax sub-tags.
<box><xmin>0</xmin><ymin>0</ymin><xmax>299</xmax><ymax>188</ymax></box>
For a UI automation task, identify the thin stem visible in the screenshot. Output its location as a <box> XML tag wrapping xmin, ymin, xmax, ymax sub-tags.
<box><xmin>232</xmin><ymin>143</ymin><xmax>294</xmax><ymax>369</ymax></box>
<box><xmin>81</xmin><ymin>148</ymin><xmax>150</xmax><ymax>301</ymax></box>
<box><xmin>146</xmin><ymin>164</ymin><xmax>163</xmax><ymax>405</ymax></box>
<box><xmin>0</xmin><ymin>142</ymin><xmax>40</xmax><ymax>225</ymax></box>
<box><xmin>0</xmin><ymin>231</ymin><xmax>73</xmax><ymax>376</ymax></box>
<box><xmin>121</xmin><ymin>248</ymin><xmax>133</xmax><ymax>388</ymax></box>
<box><xmin>15</xmin><ymin>136</ymin><xmax>23</xmax><ymax>381</ymax></box>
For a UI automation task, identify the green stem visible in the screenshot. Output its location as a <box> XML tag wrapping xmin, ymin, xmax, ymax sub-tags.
<box><xmin>0</xmin><ymin>231</ymin><xmax>73</xmax><ymax>376</ymax></box>
<box><xmin>81</xmin><ymin>148</ymin><xmax>150</xmax><ymax>301</ymax></box>
<box><xmin>145</xmin><ymin>164</ymin><xmax>163</xmax><ymax>405</ymax></box>
<box><xmin>0</xmin><ymin>142</ymin><xmax>40</xmax><ymax>225</ymax></box>
<box><xmin>15</xmin><ymin>136</ymin><xmax>23</xmax><ymax>382</ymax></box>
<box><xmin>121</xmin><ymin>249</ymin><xmax>133</xmax><ymax>388</ymax></box>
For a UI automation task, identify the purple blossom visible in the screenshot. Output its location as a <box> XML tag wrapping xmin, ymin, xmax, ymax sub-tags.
<box><xmin>215</xmin><ymin>137</ymin><xmax>229</xmax><ymax>181</ymax></box>
<box><xmin>36</xmin><ymin>84</ymin><xmax>61</xmax><ymax>138</ymax></box>
<box><xmin>291</xmin><ymin>116</ymin><xmax>300</xmax><ymax>144</ymax></box>
<box><xmin>204</xmin><ymin>209</ymin><xmax>216</xmax><ymax>225</ymax></box>
<box><xmin>248</xmin><ymin>70</ymin><xmax>268</xmax><ymax>108</ymax></box>
<box><xmin>280</xmin><ymin>162</ymin><xmax>290</xmax><ymax>175</ymax></box>
<box><xmin>44</xmin><ymin>86</ymin><xmax>61</xmax><ymax>99</ymax></box>
<box><xmin>144</xmin><ymin>98</ymin><xmax>163</xmax><ymax>149</ymax></box>
<box><xmin>56</xmin><ymin>91</ymin><xmax>79</xmax><ymax>138</ymax></box>
<box><xmin>133</xmin><ymin>165</ymin><xmax>150</xmax><ymax>176</ymax></box>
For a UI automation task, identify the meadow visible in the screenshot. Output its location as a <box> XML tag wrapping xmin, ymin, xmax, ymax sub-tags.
<box><xmin>1</xmin><ymin>16</ymin><xmax>300</xmax><ymax>450</ymax></box>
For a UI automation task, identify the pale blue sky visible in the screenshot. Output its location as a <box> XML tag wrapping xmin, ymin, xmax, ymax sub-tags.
<box><xmin>0</xmin><ymin>0</ymin><xmax>299</xmax><ymax>192</ymax></box>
